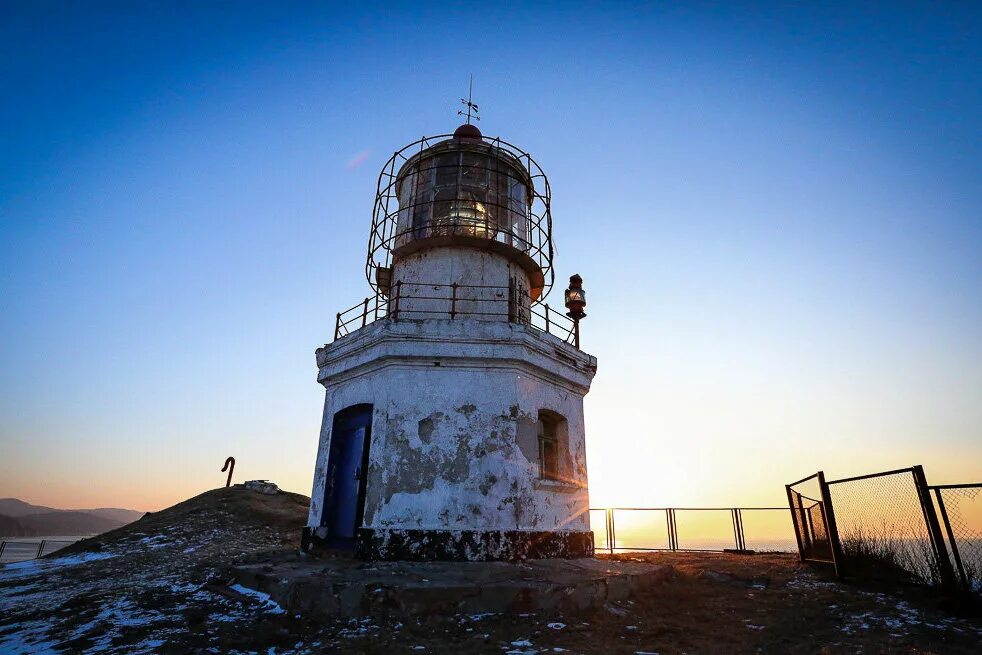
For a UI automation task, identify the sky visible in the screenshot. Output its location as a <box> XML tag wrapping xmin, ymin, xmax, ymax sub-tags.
<box><xmin>1</xmin><ymin>1</ymin><xmax>980</xmax><ymax>514</ymax></box>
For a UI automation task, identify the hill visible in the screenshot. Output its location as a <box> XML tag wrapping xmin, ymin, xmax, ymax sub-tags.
<box><xmin>0</xmin><ymin>514</ymin><xmax>28</xmax><ymax>537</ymax></box>
<box><xmin>2</xmin><ymin>484</ymin><xmax>981</xmax><ymax>654</ymax></box>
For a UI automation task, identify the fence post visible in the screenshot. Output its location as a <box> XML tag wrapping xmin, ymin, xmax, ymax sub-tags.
<box><xmin>334</xmin><ymin>313</ymin><xmax>342</xmax><ymax>340</ymax></box>
<box><xmin>933</xmin><ymin>488</ymin><xmax>968</xmax><ymax>589</ymax></box>
<box><xmin>736</xmin><ymin>509</ymin><xmax>746</xmax><ymax>551</ymax></box>
<box><xmin>786</xmin><ymin>485</ymin><xmax>806</xmax><ymax>562</ymax></box>
<box><xmin>669</xmin><ymin>509</ymin><xmax>678</xmax><ymax>551</ymax></box>
<box><xmin>817</xmin><ymin>471</ymin><xmax>844</xmax><ymax>579</ymax></box>
<box><xmin>36</xmin><ymin>540</ymin><xmax>46</xmax><ymax>559</ymax></box>
<box><xmin>450</xmin><ymin>283</ymin><xmax>457</xmax><ymax>319</ymax></box>
<box><xmin>544</xmin><ymin>304</ymin><xmax>550</xmax><ymax>334</ymax></box>
<box><xmin>609</xmin><ymin>509</ymin><xmax>616</xmax><ymax>554</ymax></box>
<box><xmin>911</xmin><ymin>465</ymin><xmax>958</xmax><ymax>589</ymax></box>
<box><xmin>393</xmin><ymin>281</ymin><xmax>402</xmax><ymax>321</ymax></box>
<box><xmin>0</xmin><ymin>541</ymin><xmax>6</xmax><ymax>560</ymax></box>
<box><xmin>795</xmin><ymin>492</ymin><xmax>812</xmax><ymax>552</ymax></box>
<box><xmin>361</xmin><ymin>298</ymin><xmax>369</xmax><ymax>327</ymax></box>
<box><xmin>606</xmin><ymin>509</ymin><xmax>614</xmax><ymax>554</ymax></box>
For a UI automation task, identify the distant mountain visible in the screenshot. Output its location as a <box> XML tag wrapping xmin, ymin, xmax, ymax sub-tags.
<box><xmin>0</xmin><ymin>498</ymin><xmax>144</xmax><ymax>538</ymax></box>
<box><xmin>16</xmin><ymin>512</ymin><xmax>126</xmax><ymax>536</ymax></box>
<box><xmin>85</xmin><ymin>508</ymin><xmax>145</xmax><ymax>523</ymax></box>
<box><xmin>0</xmin><ymin>498</ymin><xmax>143</xmax><ymax>523</ymax></box>
<box><xmin>0</xmin><ymin>498</ymin><xmax>50</xmax><ymax>518</ymax></box>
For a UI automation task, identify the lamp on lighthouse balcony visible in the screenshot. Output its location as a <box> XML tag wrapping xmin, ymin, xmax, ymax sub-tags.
<box><xmin>564</xmin><ymin>274</ymin><xmax>586</xmax><ymax>348</ymax></box>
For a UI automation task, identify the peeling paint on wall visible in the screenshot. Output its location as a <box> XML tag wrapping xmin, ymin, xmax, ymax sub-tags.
<box><xmin>307</xmin><ymin>294</ymin><xmax>596</xmax><ymax>560</ymax></box>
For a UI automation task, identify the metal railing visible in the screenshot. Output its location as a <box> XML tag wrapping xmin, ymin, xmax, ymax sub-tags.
<box><xmin>589</xmin><ymin>507</ymin><xmax>798</xmax><ymax>554</ymax></box>
<box><xmin>0</xmin><ymin>539</ymin><xmax>80</xmax><ymax>564</ymax></box>
<box><xmin>333</xmin><ymin>280</ymin><xmax>581</xmax><ymax>347</ymax></box>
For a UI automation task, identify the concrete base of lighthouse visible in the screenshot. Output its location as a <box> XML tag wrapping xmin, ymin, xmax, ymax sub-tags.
<box><xmin>305</xmin><ymin>318</ymin><xmax>597</xmax><ymax>562</ymax></box>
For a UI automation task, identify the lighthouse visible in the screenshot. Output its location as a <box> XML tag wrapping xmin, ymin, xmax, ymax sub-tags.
<box><xmin>302</xmin><ymin>112</ymin><xmax>598</xmax><ymax>561</ymax></box>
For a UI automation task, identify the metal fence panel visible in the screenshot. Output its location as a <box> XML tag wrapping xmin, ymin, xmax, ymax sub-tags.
<box><xmin>826</xmin><ymin>468</ymin><xmax>943</xmax><ymax>585</ymax></box>
<box><xmin>932</xmin><ymin>484</ymin><xmax>982</xmax><ymax>591</ymax></box>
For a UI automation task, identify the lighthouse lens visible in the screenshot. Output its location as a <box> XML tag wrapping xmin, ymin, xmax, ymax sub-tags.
<box><xmin>394</xmin><ymin>146</ymin><xmax>530</xmax><ymax>250</ymax></box>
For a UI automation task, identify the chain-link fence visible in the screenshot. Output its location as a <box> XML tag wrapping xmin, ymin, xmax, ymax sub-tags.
<box><xmin>787</xmin><ymin>466</ymin><xmax>982</xmax><ymax>592</ymax></box>
<box><xmin>932</xmin><ymin>484</ymin><xmax>982</xmax><ymax>591</ymax></box>
<box><xmin>825</xmin><ymin>467</ymin><xmax>946</xmax><ymax>586</ymax></box>
<box><xmin>786</xmin><ymin>472</ymin><xmax>840</xmax><ymax>573</ymax></box>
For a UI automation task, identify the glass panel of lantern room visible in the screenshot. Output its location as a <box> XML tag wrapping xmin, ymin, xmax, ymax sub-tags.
<box><xmin>460</xmin><ymin>151</ymin><xmax>493</xmax><ymax>237</ymax></box>
<box><xmin>411</xmin><ymin>162</ymin><xmax>434</xmax><ymax>239</ymax></box>
<box><xmin>433</xmin><ymin>152</ymin><xmax>458</xmax><ymax>188</ymax></box>
<box><xmin>395</xmin><ymin>170</ymin><xmax>416</xmax><ymax>248</ymax></box>
<box><xmin>431</xmin><ymin>188</ymin><xmax>456</xmax><ymax>236</ymax></box>
<box><xmin>508</xmin><ymin>176</ymin><xmax>528</xmax><ymax>249</ymax></box>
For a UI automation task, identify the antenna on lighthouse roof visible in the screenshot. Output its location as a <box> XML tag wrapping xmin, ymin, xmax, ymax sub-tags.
<box><xmin>457</xmin><ymin>74</ymin><xmax>480</xmax><ymax>124</ymax></box>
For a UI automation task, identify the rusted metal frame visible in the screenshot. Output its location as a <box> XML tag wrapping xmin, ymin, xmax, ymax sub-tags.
<box><xmin>786</xmin><ymin>486</ymin><xmax>807</xmax><ymax>562</ymax></box>
<box><xmin>825</xmin><ymin>466</ymin><xmax>915</xmax><ymax>486</ymax></box>
<box><xmin>395</xmin><ymin>309</ymin><xmax>506</xmax><ymax>317</ymax></box>
<box><xmin>795</xmin><ymin>492</ymin><xmax>813</xmax><ymax>553</ymax></box>
<box><xmin>817</xmin><ymin>471</ymin><xmax>844</xmax><ymax>578</ymax></box>
<box><xmin>787</xmin><ymin>472</ymin><xmax>821</xmax><ymax>487</ymax></box>
<box><xmin>222</xmin><ymin>457</ymin><xmax>235</xmax><ymax>487</ymax></box>
<box><xmin>911</xmin><ymin>465</ymin><xmax>958</xmax><ymax>589</ymax></box>
<box><xmin>932</xmin><ymin>487</ymin><xmax>968</xmax><ymax>589</ymax></box>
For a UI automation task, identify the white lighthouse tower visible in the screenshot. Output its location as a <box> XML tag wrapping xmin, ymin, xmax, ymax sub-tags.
<box><xmin>302</xmin><ymin>112</ymin><xmax>597</xmax><ymax>561</ymax></box>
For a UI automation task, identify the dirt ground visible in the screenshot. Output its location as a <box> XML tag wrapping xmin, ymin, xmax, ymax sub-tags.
<box><xmin>1</xmin><ymin>486</ymin><xmax>979</xmax><ymax>654</ymax></box>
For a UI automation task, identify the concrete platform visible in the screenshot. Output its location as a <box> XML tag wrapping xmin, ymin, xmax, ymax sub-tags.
<box><xmin>230</xmin><ymin>555</ymin><xmax>673</xmax><ymax>618</ymax></box>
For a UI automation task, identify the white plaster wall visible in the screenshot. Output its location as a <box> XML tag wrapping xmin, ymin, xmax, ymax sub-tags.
<box><xmin>391</xmin><ymin>248</ymin><xmax>531</xmax><ymax>322</ymax></box>
<box><xmin>307</xmin><ymin>320</ymin><xmax>595</xmax><ymax>534</ymax></box>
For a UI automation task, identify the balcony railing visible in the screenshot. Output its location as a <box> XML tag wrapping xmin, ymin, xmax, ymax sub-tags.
<box><xmin>334</xmin><ymin>280</ymin><xmax>581</xmax><ymax>348</ymax></box>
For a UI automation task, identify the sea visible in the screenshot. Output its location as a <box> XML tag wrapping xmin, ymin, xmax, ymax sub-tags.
<box><xmin>0</xmin><ymin>536</ymin><xmax>86</xmax><ymax>563</ymax></box>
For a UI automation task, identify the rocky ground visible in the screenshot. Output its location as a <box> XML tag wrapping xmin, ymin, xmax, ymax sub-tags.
<box><xmin>0</xmin><ymin>486</ymin><xmax>979</xmax><ymax>654</ymax></box>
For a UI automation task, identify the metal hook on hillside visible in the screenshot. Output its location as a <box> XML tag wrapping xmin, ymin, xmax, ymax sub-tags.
<box><xmin>221</xmin><ymin>457</ymin><xmax>236</xmax><ymax>487</ymax></box>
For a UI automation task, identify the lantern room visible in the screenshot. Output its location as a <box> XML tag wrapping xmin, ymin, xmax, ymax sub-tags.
<box><xmin>367</xmin><ymin>124</ymin><xmax>554</xmax><ymax>302</ymax></box>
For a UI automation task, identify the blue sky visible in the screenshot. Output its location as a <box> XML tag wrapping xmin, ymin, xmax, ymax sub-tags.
<box><xmin>1</xmin><ymin>2</ymin><xmax>980</xmax><ymax>510</ymax></box>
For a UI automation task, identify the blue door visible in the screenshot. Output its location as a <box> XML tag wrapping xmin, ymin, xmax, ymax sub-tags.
<box><xmin>321</xmin><ymin>404</ymin><xmax>373</xmax><ymax>547</ymax></box>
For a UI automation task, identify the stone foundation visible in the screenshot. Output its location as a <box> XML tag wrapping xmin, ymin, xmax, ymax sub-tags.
<box><xmin>301</xmin><ymin>527</ymin><xmax>593</xmax><ymax>561</ymax></box>
<box><xmin>356</xmin><ymin>528</ymin><xmax>594</xmax><ymax>561</ymax></box>
<box><xmin>231</xmin><ymin>554</ymin><xmax>673</xmax><ymax>618</ymax></box>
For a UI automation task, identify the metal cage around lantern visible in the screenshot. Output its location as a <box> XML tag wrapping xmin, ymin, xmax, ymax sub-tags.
<box><xmin>367</xmin><ymin>133</ymin><xmax>555</xmax><ymax>302</ymax></box>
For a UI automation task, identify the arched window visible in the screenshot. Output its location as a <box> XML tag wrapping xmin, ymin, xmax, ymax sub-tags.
<box><xmin>537</xmin><ymin>409</ymin><xmax>567</xmax><ymax>481</ymax></box>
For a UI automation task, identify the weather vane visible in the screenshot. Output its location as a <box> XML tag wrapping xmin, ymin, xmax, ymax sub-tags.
<box><xmin>458</xmin><ymin>74</ymin><xmax>480</xmax><ymax>124</ymax></box>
